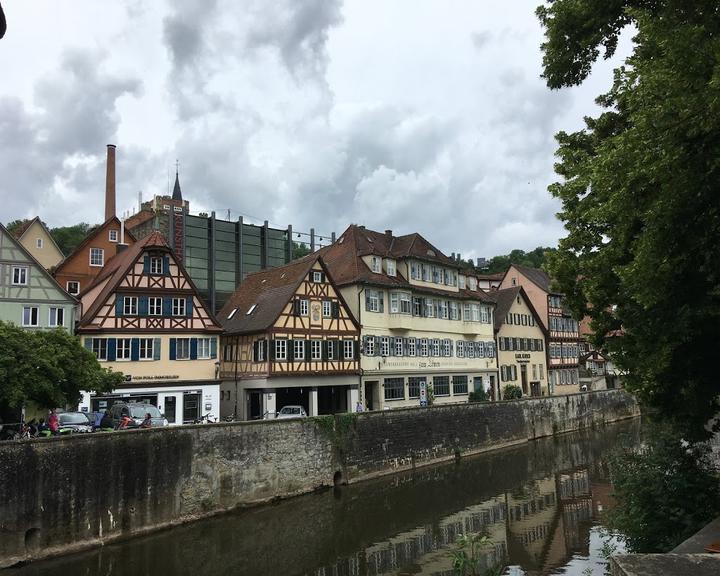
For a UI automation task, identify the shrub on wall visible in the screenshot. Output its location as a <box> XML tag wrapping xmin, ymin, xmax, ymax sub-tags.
<box><xmin>502</xmin><ymin>385</ymin><xmax>522</xmax><ymax>400</ymax></box>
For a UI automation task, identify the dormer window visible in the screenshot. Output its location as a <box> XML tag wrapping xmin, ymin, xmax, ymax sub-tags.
<box><xmin>386</xmin><ymin>259</ymin><xmax>396</xmax><ymax>277</ymax></box>
<box><xmin>370</xmin><ymin>256</ymin><xmax>381</xmax><ymax>273</ymax></box>
<box><xmin>109</xmin><ymin>230</ymin><xmax>118</xmax><ymax>243</ymax></box>
<box><xmin>149</xmin><ymin>256</ymin><xmax>163</xmax><ymax>275</ymax></box>
<box><xmin>468</xmin><ymin>277</ymin><xmax>478</xmax><ymax>291</ymax></box>
<box><xmin>312</xmin><ymin>271</ymin><xmax>324</xmax><ymax>283</ymax></box>
<box><xmin>459</xmin><ymin>275</ymin><xmax>466</xmax><ymax>289</ymax></box>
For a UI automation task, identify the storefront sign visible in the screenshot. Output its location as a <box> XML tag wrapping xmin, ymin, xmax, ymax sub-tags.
<box><xmin>514</xmin><ymin>354</ymin><xmax>531</xmax><ymax>360</ymax></box>
<box><xmin>419</xmin><ymin>380</ymin><xmax>427</xmax><ymax>407</ymax></box>
<box><xmin>126</xmin><ymin>375</ymin><xmax>181</xmax><ymax>382</ymax></box>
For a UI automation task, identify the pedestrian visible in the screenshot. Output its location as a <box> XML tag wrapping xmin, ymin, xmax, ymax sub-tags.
<box><xmin>355</xmin><ymin>401</ymin><xmax>364</xmax><ymax>413</ymax></box>
<box><xmin>48</xmin><ymin>409</ymin><xmax>59</xmax><ymax>436</ymax></box>
<box><xmin>100</xmin><ymin>410</ymin><xmax>113</xmax><ymax>430</ymax></box>
<box><xmin>118</xmin><ymin>413</ymin><xmax>133</xmax><ymax>429</ymax></box>
<box><xmin>139</xmin><ymin>413</ymin><xmax>153</xmax><ymax>429</ymax></box>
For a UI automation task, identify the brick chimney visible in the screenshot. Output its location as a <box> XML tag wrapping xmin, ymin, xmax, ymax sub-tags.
<box><xmin>105</xmin><ymin>144</ymin><xmax>116</xmax><ymax>221</ymax></box>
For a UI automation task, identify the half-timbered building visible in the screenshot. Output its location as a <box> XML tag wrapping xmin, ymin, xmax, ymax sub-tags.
<box><xmin>76</xmin><ymin>231</ymin><xmax>223</xmax><ymax>424</ymax></box>
<box><xmin>218</xmin><ymin>254</ymin><xmax>360</xmax><ymax>420</ymax></box>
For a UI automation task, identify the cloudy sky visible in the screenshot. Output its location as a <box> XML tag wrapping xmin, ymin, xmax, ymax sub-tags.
<box><xmin>0</xmin><ymin>1</ymin><xmax>629</xmax><ymax>258</ymax></box>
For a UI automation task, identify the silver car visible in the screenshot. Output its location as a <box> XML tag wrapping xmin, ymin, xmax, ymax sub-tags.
<box><xmin>276</xmin><ymin>405</ymin><xmax>307</xmax><ymax>419</ymax></box>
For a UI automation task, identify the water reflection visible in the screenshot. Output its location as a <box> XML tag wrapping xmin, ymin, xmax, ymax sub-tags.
<box><xmin>7</xmin><ymin>420</ymin><xmax>639</xmax><ymax>576</ymax></box>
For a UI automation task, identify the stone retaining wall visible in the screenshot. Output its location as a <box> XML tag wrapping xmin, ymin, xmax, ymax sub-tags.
<box><xmin>0</xmin><ymin>389</ymin><xmax>639</xmax><ymax>568</ymax></box>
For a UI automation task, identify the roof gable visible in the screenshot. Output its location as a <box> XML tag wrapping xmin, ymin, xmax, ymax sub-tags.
<box><xmin>54</xmin><ymin>217</ymin><xmax>136</xmax><ymax>274</ymax></box>
<box><xmin>504</xmin><ymin>264</ymin><xmax>555</xmax><ymax>294</ymax></box>
<box><xmin>486</xmin><ymin>285</ymin><xmax>548</xmax><ymax>334</ymax></box>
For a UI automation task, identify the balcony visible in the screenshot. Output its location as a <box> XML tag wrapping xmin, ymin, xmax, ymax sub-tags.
<box><xmin>387</xmin><ymin>313</ymin><xmax>413</xmax><ymax>330</ymax></box>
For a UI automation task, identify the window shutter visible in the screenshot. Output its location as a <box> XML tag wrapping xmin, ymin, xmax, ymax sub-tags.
<box><xmin>304</xmin><ymin>339</ymin><xmax>310</xmax><ymax>361</ymax></box>
<box><xmin>353</xmin><ymin>340</ymin><xmax>359</xmax><ymax>360</ymax></box>
<box><xmin>84</xmin><ymin>338</ymin><xmax>93</xmax><ymax>351</ymax></box>
<box><xmin>288</xmin><ymin>340</ymin><xmax>295</xmax><ymax>361</ymax></box>
<box><xmin>262</xmin><ymin>339</ymin><xmax>268</xmax><ymax>361</ymax></box>
<box><xmin>153</xmin><ymin>338</ymin><xmax>161</xmax><ymax>360</ymax></box>
<box><xmin>190</xmin><ymin>338</ymin><xmax>198</xmax><ymax>360</ymax></box>
<box><xmin>320</xmin><ymin>272</ymin><xmax>325</xmax><ymax>283</ymax></box>
<box><xmin>143</xmin><ymin>256</ymin><xmax>150</xmax><ymax>274</ymax></box>
<box><xmin>107</xmin><ymin>338</ymin><xmax>116</xmax><ymax>361</ymax></box>
<box><xmin>361</xmin><ymin>335</ymin><xmax>368</xmax><ymax>354</ymax></box>
<box><xmin>186</xmin><ymin>297</ymin><xmax>193</xmax><ymax>317</ymax></box>
<box><xmin>169</xmin><ymin>338</ymin><xmax>177</xmax><ymax>360</ymax></box>
<box><xmin>333</xmin><ymin>340</ymin><xmax>340</xmax><ymax>359</ymax></box>
<box><xmin>163</xmin><ymin>256</ymin><xmax>170</xmax><ymax>276</ymax></box>
<box><xmin>332</xmin><ymin>301</ymin><xmax>339</xmax><ymax>318</ymax></box>
<box><xmin>163</xmin><ymin>297</ymin><xmax>172</xmax><ymax>316</ymax></box>
<box><xmin>210</xmin><ymin>337</ymin><xmax>217</xmax><ymax>359</ymax></box>
<box><xmin>374</xmin><ymin>336</ymin><xmax>381</xmax><ymax>356</ymax></box>
<box><xmin>365</xmin><ymin>293</ymin><xmax>371</xmax><ymax>311</ymax></box>
<box><xmin>269</xmin><ymin>340</ymin><xmax>276</xmax><ymax>361</ymax></box>
<box><xmin>379</xmin><ymin>292</ymin><xmax>384</xmax><ymax>313</ymax></box>
<box><xmin>253</xmin><ymin>340</ymin><xmax>259</xmax><ymax>362</ymax></box>
<box><xmin>115</xmin><ymin>295</ymin><xmax>123</xmax><ymax>316</ymax></box>
<box><xmin>131</xmin><ymin>338</ymin><xmax>139</xmax><ymax>361</ymax></box>
<box><xmin>321</xmin><ymin>339</ymin><xmax>327</xmax><ymax>360</ymax></box>
<box><xmin>390</xmin><ymin>337</ymin><xmax>396</xmax><ymax>355</ymax></box>
<box><xmin>139</xmin><ymin>296</ymin><xmax>148</xmax><ymax>316</ymax></box>
<box><xmin>292</xmin><ymin>299</ymin><xmax>299</xmax><ymax>316</ymax></box>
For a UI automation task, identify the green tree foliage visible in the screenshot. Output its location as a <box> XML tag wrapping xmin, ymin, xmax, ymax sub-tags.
<box><xmin>502</xmin><ymin>384</ymin><xmax>522</xmax><ymax>400</ymax></box>
<box><xmin>5</xmin><ymin>219</ymin><xmax>28</xmax><ymax>236</ymax></box>
<box><xmin>537</xmin><ymin>0</ymin><xmax>720</xmax><ymax>438</ymax></box>
<box><xmin>292</xmin><ymin>242</ymin><xmax>312</xmax><ymax>260</ymax></box>
<box><xmin>50</xmin><ymin>222</ymin><xmax>93</xmax><ymax>256</ymax></box>
<box><xmin>606</xmin><ymin>425</ymin><xmax>720</xmax><ymax>552</ymax></box>
<box><xmin>483</xmin><ymin>247</ymin><xmax>556</xmax><ymax>275</ymax></box>
<box><xmin>0</xmin><ymin>321</ymin><xmax>124</xmax><ymax>410</ymax></box>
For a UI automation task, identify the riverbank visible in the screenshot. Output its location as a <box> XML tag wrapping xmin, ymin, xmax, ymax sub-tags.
<box><xmin>0</xmin><ymin>389</ymin><xmax>639</xmax><ymax>568</ymax></box>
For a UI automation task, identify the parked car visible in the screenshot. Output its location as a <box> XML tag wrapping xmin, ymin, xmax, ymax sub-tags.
<box><xmin>110</xmin><ymin>402</ymin><xmax>169</xmax><ymax>429</ymax></box>
<box><xmin>56</xmin><ymin>412</ymin><xmax>94</xmax><ymax>434</ymax></box>
<box><xmin>276</xmin><ymin>405</ymin><xmax>307</xmax><ymax>419</ymax></box>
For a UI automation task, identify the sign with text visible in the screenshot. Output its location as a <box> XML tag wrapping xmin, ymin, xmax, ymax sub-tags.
<box><xmin>419</xmin><ymin>380</ymin><xmax>427</xmax><ymax>407</ymax></box>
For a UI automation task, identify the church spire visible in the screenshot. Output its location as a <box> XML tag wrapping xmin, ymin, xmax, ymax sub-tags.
<box><xmin>172</xmin><ymin>160</ymin><xmax>182</xmax><ymax>201</ymax></box>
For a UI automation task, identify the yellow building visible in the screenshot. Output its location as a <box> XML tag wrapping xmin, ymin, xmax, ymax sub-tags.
<box><xmin>77</xmin><ymin>231</ymin><xmax>223</xmax><ymax>424</ymax></box>
<box><xmin>12</xmin><ymin>217</ymin><xmax>64</xmax><ymax>270</ymax></box>
<box><xmin>487</xmin><ymin>286</ymin><xmax>549</xmax><ymax>398</ymax></box>
<box><xmin>321</xmin><ymin>225</ymin><xmax>497</xmax><ymax>410</ymax></box>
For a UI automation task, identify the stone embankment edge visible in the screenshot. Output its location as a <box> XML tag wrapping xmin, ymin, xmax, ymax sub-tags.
<box><xmin>0</xmin><ymin>389</ymin><xmax>639</xmax><ymax>569</ymax></box>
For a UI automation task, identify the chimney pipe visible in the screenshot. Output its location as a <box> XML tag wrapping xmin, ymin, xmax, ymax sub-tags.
<box><xmin>105</xmin><ymin>144</ymin><xmax>116</xmax><ymax>221</ymax></box>
<box><xmin>385</xmin><ymin>229</ymin><xmax>392</xmax><ymax>237</ymax></box>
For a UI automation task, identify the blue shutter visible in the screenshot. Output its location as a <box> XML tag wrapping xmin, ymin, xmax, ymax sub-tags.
<box><xmin>131</xmin><ymin>338</ymin><xmax>140</xmax><ymax>361</ymax></box>
<box><xmin>163</xmin><ymin>297</ymin><xmax>172</xmax><ymax>316</ymax></box>
<box><xmin>143</xmin><ymin>256</ymin><xmax>150</xmax><ymax>274</ymax></box>
<box><xmin>153</xmin><ymin>338</ymin><xmax>161</xmax><ymax>360</ymax></box>
<box><xmin>163</xmin><ymin>256</ymin><xmax>170</xmax><ymax>276</ymax></box>
<box><xmin>107</xmin><ymin>338</ymin><xmax>117</xmax><ymax>361</ymax></box>
<box><xmin>84</xmin><ymin>338</ymin><xmax>93</xmax><ymax>351</ymax></box>
<box><xmin>210</xmin><ymin>337</ymin><xmax>217</xmax><ymax>359</ymax></box>
<box><xmin>169</xmin><ymin>338</ymin><xmax>177</xmax><ymax>360</ymax></box>
<box><xmin>190</xmin><ymin>338</ymin><xmax>198</xmax><ymax>360</ymax></box>
<box><xmin>139</xmin><ymin>296</ymin><xmax>148</xmax><ymax>316</ymax></box>
<box><xmin>186</xmin><ymin>297</ymin><xmax>193</xmax><ymax>317</ymax></box>
<box><xmin>115</xmin><ymin>295</ymin><xmax>123</xmax><ymax>316</ymax></box>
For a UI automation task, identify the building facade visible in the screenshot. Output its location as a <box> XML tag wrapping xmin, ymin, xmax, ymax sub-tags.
<box><xmin>499</xmin><ymin>265</ymin><xmax>580</xmax><ymax>394</ymax></box>
<box><xmin>488</xmin><ymin>286</ymin><xmax>549</xmax><ymax>398</ymax></box>
<box><xmin>321</xmin><ymin>225</ymin><xmax>497</xmax><ymax>411</ymax></box>
<box><xmin>76</xmin><ymin>231</ymin><xmax>222</xmax><ymax>424</ymax></box>
<box><xmin>0</xmin><ymin>223</ymin><xmax>77</xmax><ymax>332</ymax></box>
<box><xmin>12</xmin><ymin>217</ymin><xmax>64</xmax><ymax>270</ymax></box>
<box><xmin>53</xmin><ymin>217</ymin><xmax>135</xmax><ymax>297</ymax></box>
<box><xmin>218</xmin><ymin>255</ymin><xmax>360</xmax><ymax>420</ymax></box>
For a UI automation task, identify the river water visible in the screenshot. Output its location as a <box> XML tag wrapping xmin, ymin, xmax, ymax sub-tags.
<box><xmin>8</xmin><ymin>419</ymin><xmax>640</xmax><ymax>576</ymax></box>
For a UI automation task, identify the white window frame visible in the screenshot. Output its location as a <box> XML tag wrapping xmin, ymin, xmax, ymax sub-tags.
<box><xmin>439</xmin><ymin>300</ymin><xmax>449</xmax><ymax>319</ymax></box>
<box><xmin>22</xmin><ymin>306</ymin><xmax>39</xmax><ymax>327</ymax></box>
<box><xmin>299</xmin><ymin>299</ymin><xmax>309</xmax><ymax>316</ymax></box>
<box><xmin>431</xmin><ymin>339</ymin><xmax>440</xmax><ymax>356</ymax></box>
<box><xmin>450</xmin><ymin>301</ymin><xmax>460</xmax><ymax>320</ymax></box>
<box><xmin>386</xmin><ymin>259</ymin><xmax>396</xmax><ymax>277</ymax></box>
<box><xmin>367</xmin><ymin>290</ymin><xmax>380</xmax><ymax>312</ymax></box>
<box><xmin>410</xmin><ymin>262</ymin><xmax>421</xmax><ymax>280</ymax></box>
<box><xmin>11</xmin><ymin>266</ymin><xmax>28</xmax><ymax>286</ymax></box>
<box><xmin>443</xmin><ymin>339</ymin><xmax>451</xmax><ymax>357</ymax></box>
<box><xmin>425</xmin><ymin>298</ymin><xmax>435</xmax><ymax>318</ymax></box>
<box><xmin>293</xmin><ymin>339</ymin><xmax>305</xmax><ymax>360</ymax></box>
<box><xmin>458</xmin><ymin>275</ymin><xmax>466</xmax><ymax>289</ymax></box>
<box><xmin>364</xmin><ymin>336</ymin><xmax>375</xmax><ymax>356</ymax></box>
<box><xmin>407</xmin><ymin>337</ymin><xmax>417</xmax><ymax>357</ymax></box>
<box><xmin>89</xmin><ymin>247</ymin><xmax>104</xmax><ymax>267</ymax></box>
<box><xmin>109</xmin><ymin>230</ymin><xmax>118</xmax><ymax>243</ymax></box>
<box><xmin>322</xmin><ymin>300</ymin><xmax>332</xmax><ymax>318</ymax></box>
<box><xmin>139</xmin><ymin>338</ymin><xmax>154</xmax><ymax>360</ymax></box>
<box><xmin>149</xmin><ymin>256</ymin><xmax>163</xmax><ymax>275</ymax></box>
<box><xmin>123</xmin><ymin>296</ymin><xmax>138</xmax><ymax>316</ymax></box>
<box><xmin>275</xmin><ymin>339</ymin><xmax>287</xmax><ymax>361</ymax></box>
<box><xmin>343</xmin><ymin>340</ymin><xmax>354</xmax><ymax>360</ymax></box>
<box><xmin>48</xmin><ymin>307</ymin><xmax>65</xmax><ymax>327</ymax></box>
<box><xmin>399</xmin><ymin>293</ymin><xmax>412</xmax><ymax>314</ymax></box>
<box><xmin>390</xmin><ymin>292</ymin><xmax>400</xmax><ymax>313</ymax></box>
<box><xmin>395</xmin><ymin>338</ymin><xmax>403</xmax><ymax>356</ymax></box>
<box><xmin>149</xmin><ymin>297</ymin><xmax>162</xmax><ymax>316</ymax></box>
<box><xmin>480</xmin><ymin>306</ymin><xmax>489</xmax><ymax>323</ymax></box>
<box><xmin>420</xmin><ymin>338</ymin><xmax>429</xmax><ymax>357</ymax></box>
<box><xmin>172</xmin><ymin>297</ymin><xmax>186</xmax><ymax>316</ymax></box>
<box><xmin>313</xmin><ymin>271</ymin><xmax>323</xmax><ymax>283</ymax></box>
<box><xmin>381</xmin><ymin>336</ymin><xmax>390</xmax><ymax>357</ymax></box>
<box><xmin>36</xmin><ymin>238</ymin><xmax>43</xmax><ymax>248</ymax></box>
<box><xmin>197</xmin><ymin>338</ymin><xmax>211</xmax><ymax>359</ymax></box>
<box><xmin>463</xmin><ymin>303</ymin><xmax>471</xmax><ymax>320</ymax></box>
<box><xmin>471</xmin><ymin>303</ymin><xmax>481</xmax><ymax>322</ymax></box>
<box><xmin>66</xmin><ymin>281</ymin><xmax>80</xmax><ymax>295</ymax></box>
<box><xmin>468</xmin><ymin>277</ymin><xmax>477</xmax><ymax>291</ymax></box>
<box><xmin>116</xmin><ymin>338</ymin><xmax>132</xmax><ymax>361</ymax></box>
<box><xmin>92</xmin><ymin>338</ymin><xmax>107</xmax><ymax>360</ymax></box>
<box><xmin>311</xmin><ymin>340</ymin><xmax>322</xmax><ymax>361</ymax></box>
<box><xmin>370</xmin><ymin>256</ymin><xmax>381</xmax><ymax>273</ymax></box>
<box><xmin>176</xmin><ymin>338</ymin><xmax>190</xmax><ymax>360</ymax></box>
